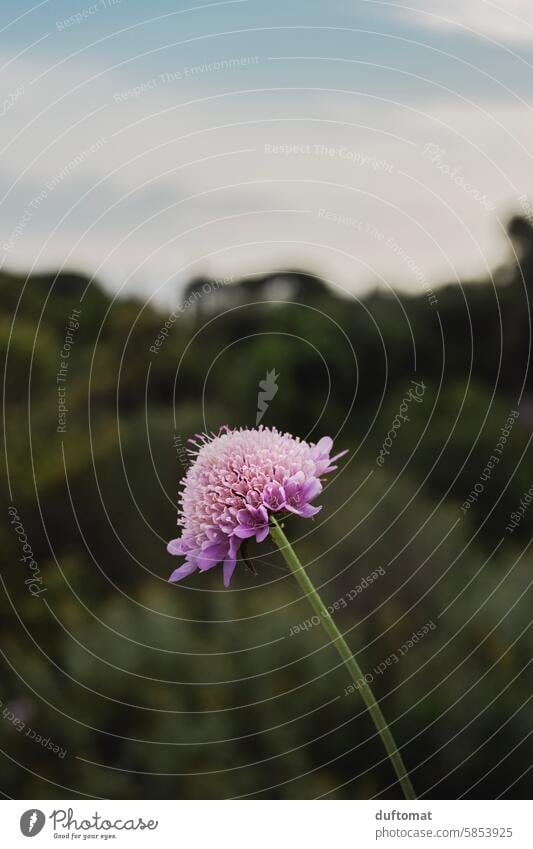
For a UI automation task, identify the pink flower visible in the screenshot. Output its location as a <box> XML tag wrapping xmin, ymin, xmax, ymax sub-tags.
<box><xmin>167</xmin><ymin>426</ymin><xmax>346</xmax><ymax>587</ymax></box>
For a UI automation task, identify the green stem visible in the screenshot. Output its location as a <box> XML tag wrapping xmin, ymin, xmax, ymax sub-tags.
<box><xmin>270</xmin><ymin>516</ymin><xmax>416</xmax><ymax>800</ymax></box>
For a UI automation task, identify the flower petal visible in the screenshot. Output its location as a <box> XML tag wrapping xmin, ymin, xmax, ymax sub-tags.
<box><xmin>168</xmin><ymin>561</ymin><xmax>198</xmax><ymax>582</ymax></box>
<box><xmin>197</xmin><ymin>541</ymin><xmax>229</xmax><ymax>571</ymax></box>
<box><xmin>312</xmin><ymin>436</ymin><xmax>333</xmax><ymax>455</ymax></box>
<box><xmin>223</xmin><ymin>559</ymin><xmax>237</xmax><ymax>587</ymax></box>
<box><xmin>263</xmin><ymin>482</ymin><xmax>286</xmax><ymax>511</ymax></box>
<box><xmin>223</xmin><ymin>536</ymin><xmax>241</xmax><ymax>587</ymax></box>
<box><xmin>255</xmin><ymin>524</ymin><xmax>270</xmax><ymax>543</ymax></box>
<box><xmin>301</xmin><ymin>477</ymin><xmax>322</xmax><ymax>502</ymax></box>
<box><xmin>233</xmin><ymin>524</ymin><xmax>257</xmax><ymax>539</ymax></box>
<box><xmin>286</xmin><ymin>502</ymin><xmax>322</xmax><ymax>518</ymax></box>
<box><xmin>298</xmin><ymin>503</ymin><xmax>322</xmax><ymax>518</ymax></box>
<box><xmin>167</xmin><ymin>537</ymin><xmax>191</xmax><ymax>556</ymax></box>
<box><xmin>330</xmin><ymin>449</ymin><xmax>349</xmax><ymax>463</ymax></box>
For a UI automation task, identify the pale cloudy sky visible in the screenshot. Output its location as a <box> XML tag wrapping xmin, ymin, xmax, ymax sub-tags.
<box><xmin>1</xmin><ymin>0</ymin><xmax>533</xmax><ymax>303</ymax></box>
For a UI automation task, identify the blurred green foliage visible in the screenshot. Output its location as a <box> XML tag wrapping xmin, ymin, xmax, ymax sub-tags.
<box><xmin>1</xmin><ymin>219</ymin><xmax>532</xmax><ymax>798</ymax></box>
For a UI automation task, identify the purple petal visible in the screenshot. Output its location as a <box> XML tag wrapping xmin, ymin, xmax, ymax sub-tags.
<box><xmin>301</xmin><ymin>477</ymin><xmax>322</xmax><ymax>502</ymax></box>
<box><xmin>167</xmin><ymin>539</ymin><xmax>183</xmax><ymax>556</ymax></box>
<box><xmin>289</xmin><ymin>471</ymin><xmax>305</xmax><ymax>487</ymax></box>
<box><xmin>263</xmin><ymin>482</ymin><xmax>286</xmax><ymax>511</ymax></box>
<box><xmin>298</xmin><ymin>503</ymin><xmax>322</xmax><ymax>518</ymax></box>
<box><xmin>312</xmin><ymin>436</ymin><xmax>333</xmax><ymax>456</ymax></box>
<box><xmin>204</xmin><ymin>526</ymin><xmax>226</xmax><ymax>543</ymax></box>
<box><xmin>256</xmin><ymin>524</ymin><xmax>270</xmax><ymax>543</ymax></box>
<box><xmin>197</xmin><ymin>541</ymin><xmax>229</xmax><ymax>571</ymax></box>
<box><xmin>251</xmin><ymin>505</ymin><xmax>269</xmax><ymax>523</ymax></box>
<box><xmin>283</xmin><ymin>479</ymin><xmax>299</xmax><ymax>499</ymax></box>
<box><xmin>236</xmin><ymin>508</ymin><xmax>252</xmax><ymax>526</ymax></box>
<box><xmin>285</xmin><ymin>501</ymin><xmax>322</xmax><ymax>518</ymax></box>
<box><xmin>233</xmin><ymin>524</ymin><xmax>257</xmax><ymax>539</ymax></box>
<box><xmin>246</xmin><ymin>489</ymin><xmax>262</xmax><ymax>507</ymax></box>
<box><xmin>236</xmin><ymin>505</ymin><xmax>268</xmax><ymax>527</ymax></box>
<box><xmin>223</xmin><ymin>559</ymin><xmax>237</xmax><ymax>587</ymax></box>
<box><xmin>217</xmin><ymin>513</ymin><xmax>237</xmax><ymax>534</ymax></box>
<box><xmin>223</xmin><ymin>536</ymin><xmax>241</xmax><ymax>588</ymax></box>
<box><xmin>167</xmin><ymin>537</ymin><xmax>192</xmax><ymax>556</ymax></box>
<box><xmin>168</xmin><ymin>561</ymin><xmax>198</xmax><ymax>583</ymax></box>
<box><xmin>319</xmin><ymin>448</ymin><xmax>349</xmax><ymax>474</ymax></box>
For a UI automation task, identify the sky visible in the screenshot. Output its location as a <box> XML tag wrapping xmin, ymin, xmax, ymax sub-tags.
<box><xmin>1</xmin><ymin>0</ymin><xmax>533</xmax><ymax>304</ymax></box>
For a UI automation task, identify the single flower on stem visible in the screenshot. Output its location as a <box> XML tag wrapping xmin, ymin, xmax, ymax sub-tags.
<box><xmin>166</xmin><ymin>424</ymin><xmax>415</xmax><ymax>799</ymax></box>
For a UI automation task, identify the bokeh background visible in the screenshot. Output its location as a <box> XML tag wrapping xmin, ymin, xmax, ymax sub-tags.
<box><xmin>1</xmin><ymin>0</ymin><xmax>532</xmax><ymax>799</ymax></box>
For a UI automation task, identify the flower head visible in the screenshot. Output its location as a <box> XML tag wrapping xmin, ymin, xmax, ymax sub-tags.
<box><xmin>167</xmin><ymin>426</ymin><xmax>346</xmax><ymax>587</ymax></box>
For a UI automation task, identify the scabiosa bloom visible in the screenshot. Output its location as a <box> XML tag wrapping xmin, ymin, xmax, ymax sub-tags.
<box><xmin>167</xmin><ymin>426</ymin><xmax>346</xmax><ymax>587</ymax></box>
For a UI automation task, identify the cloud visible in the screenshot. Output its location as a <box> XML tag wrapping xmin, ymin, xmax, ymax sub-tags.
<box><xmin>0</xmin><ymin>46</ymin><xmax>529</xmax><ymax>305</ymax></box>
<box><xmin>390</xmin><ymin>0</ymin><xmax>533</xmax><ymax>46</ymax></box>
